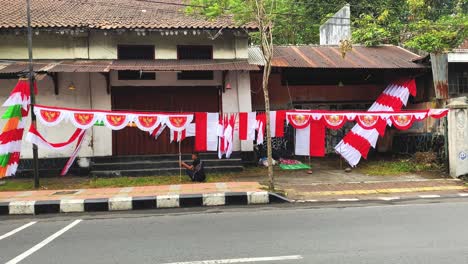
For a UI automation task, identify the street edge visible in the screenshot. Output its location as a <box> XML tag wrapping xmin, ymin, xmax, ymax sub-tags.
<box><xmin>292</xmin><ymin>192</ymin><xmax>468</xmax><ymax>204</ymax></box>
<box><xmin>0</xmin><ymin>191</ymin><xmax>289</xmax><ymax>215</ymax></box>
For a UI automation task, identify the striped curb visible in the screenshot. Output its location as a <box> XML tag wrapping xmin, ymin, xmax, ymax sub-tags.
<box><xmin>292</xmin><ymin>192</ymin><xmax>468</xmax><ymax>204</ymax></box>
<box><xmin>0</xmin><ymin>192</ymin><xmax>289</xmax><ymax>216</ymax></box>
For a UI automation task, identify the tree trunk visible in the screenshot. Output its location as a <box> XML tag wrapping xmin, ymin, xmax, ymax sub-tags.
<box><xmin>255</xmin><ymin>0</ymin><xmax>275</xmax><ymax>190</ymax></box>
<box><xmin>263</xmin><ymin>56</ymin><xmax>274</xmax><ymax>190</ymax></box>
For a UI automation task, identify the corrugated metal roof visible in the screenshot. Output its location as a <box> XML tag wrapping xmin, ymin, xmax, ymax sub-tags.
<box><xmin>0</xmin><ymin>59</ymin><xmax>259</xmax><ymax>73</ymax></box>
<box><xmin>48</xmin><ymin>60</ymin><xmax>113</xmax><ymax>72</ymax></box>
<box><xmin>110</xmin><ymin>59</ymin><xmax>258</xmax><ymax>71</ymax></box>
<box><xmin>0</xmin><ymin>61</ymin><xmax>55</xmax><ymax>73</ymax></box>
<box><xmin>248</xmin><ymin>45</ymin><xmax>426</xmax><ymax>69</ymax></box>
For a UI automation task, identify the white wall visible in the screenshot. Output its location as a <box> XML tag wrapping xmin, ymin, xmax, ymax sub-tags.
<box><xmin>222</xmin><ymin>71</ymin><xmax>253</xmax><ymax>151</ymax></box>
<box><xmin>110</xmin><ymin>71</ymin><xmax>222</xmax><ymax>86</ymax></box>
<box><xmin>0</xmin><ymin>33</ymin><xmax>88</xmax><ymax>59</ymax></box>
<box><xmin>0</xmin><ymin>30</ymin><xmax>249</xmax><ymax>60</ymax></box>
<box><xmin>0</xmin><ymin>73</ymin><xmax>112</xmax><ymax>159</ymax></box>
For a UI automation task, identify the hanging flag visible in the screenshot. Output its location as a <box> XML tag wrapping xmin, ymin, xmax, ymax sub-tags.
<box><xmin>294</xmin><ymin>120</ymin><xmax>326</xmax><ymax>157</ymax></box>
<box><xmin>0</xmin><ymin>79</ymin><xmax>36</xmax><ymax>178</ymax></box>
<box><xmin>238</xmin><ymin>112</ymin><xmax>257</xmax><ymax>141</ymax></box>
<box><xmin>335</xmin><ymin>79</ymin><xmax>417</xmax><ymax>167</ymax></box>
<box><xmin>218</xmin><ymin>114</ymin><xmax>236</xmax><ymax>158</ymax></box>
<box><xmin>195</xmin><ymin>112</ymin><xmax>219</xmax><ymax>152</ymax></box>
<box><xmin>149</xmin><ymin>124</ymin><xmax>166</xmax><ymax>140</ymax></box>
<box><xmin>255</xmin><ymin>113</ymin><xmax>266</xmax><ymax>145</ymax></box>
<box><xmin>269</xmin><ymin>110</ymin><xmax>286</xmax><ymax>138</ymax></box>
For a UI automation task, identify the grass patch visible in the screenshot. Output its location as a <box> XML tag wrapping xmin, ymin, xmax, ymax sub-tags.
<box><xmin>0</xmin><ymin>173</ymin><xmax>239</xmax><ymax>192</ymax></box>
<box><xmin>356</xmin><ymin>159</ymin><xmax>440</xmax><ymax>176</ymax></box>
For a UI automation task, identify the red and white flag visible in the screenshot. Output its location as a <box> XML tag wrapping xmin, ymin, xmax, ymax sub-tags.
<box><xmin>335</xmin><ymin>79</ymin><xmax>417</xmax><ymax>166</ymax></box>
<box><xmin>294</xmin><ymin>120</ymin><xmax>326</xmax><ymax>157</ymax></box>
<box><xmin>195</xmin><ymin>112</ymin><xmax>219</xmax><ymax>151</ymax></box>
<box><xmin>238</xmin><ymin>112</ymin><xmax>257</xmax><ymax>141</ymax></box>
<box><xmin>170</xmin><ymin>124</ymin><xmax>195</xmax><ymax>143</ymax></box>
<box><xmin>269</xmin><ymin>110</ymin><xmax>286</xmax><ymax>138</ymax></box>
<box><xmin>218</xmin><ymin>114</ymin><xmax>236</xmax><ymax>159</ymax></box>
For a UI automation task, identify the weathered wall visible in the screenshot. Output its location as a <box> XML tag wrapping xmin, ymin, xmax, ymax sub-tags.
<box><xmin>0</xmin><ymin>33</ymin><xmax>88</xmax><ymax>59</ymax></box>
<box><xmin>222</xmin><ymin>71</ymin><xmax>253</xmax><ymax>151</ymax></box>
<box><xmin>447</xmin><ymin>97</ymin><xmax>468</xmax><ymax>178</ymax></box>
<box><xmin>250</xmin><ymin>72</ymin><xmax>386</xmax><ymax>110</ymax></box>
<box><xmin>0</xmin><ymin>73</ymin><xmax>112</xmax><ymax>159</ymax></box>
<box><xmin>0</xmin><ymin>31</ymin><xmax>248</xmax><ymax>60</ymax></box>
<box><xmin>110</xmin><ymin>71</ymin><xmax>222</xmax><ymax>87</ymax></box>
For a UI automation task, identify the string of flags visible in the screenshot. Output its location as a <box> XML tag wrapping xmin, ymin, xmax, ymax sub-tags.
<box><xmin>0</xmin><ymin>78</ymin><xmax>450</xmax><ymax>178</ymax></box>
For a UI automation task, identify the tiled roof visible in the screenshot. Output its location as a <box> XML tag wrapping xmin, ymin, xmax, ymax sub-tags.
<box><xmin>249</xmin><ymin>45</ymin><xmax>426</xmax><ymax>69</ymax></box>
<box><xmin>0</xmin><ymin>0</ymin><xmax>255</xmax><ymax>30</ymax></box>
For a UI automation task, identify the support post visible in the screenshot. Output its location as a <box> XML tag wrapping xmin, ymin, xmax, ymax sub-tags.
<box><xmin>26</xmin><ymin>0</ymin><xmax>40</xmax><ymax>188</ymax></box>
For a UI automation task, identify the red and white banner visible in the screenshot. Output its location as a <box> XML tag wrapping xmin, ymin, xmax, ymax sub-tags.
<box><xmin>287</xmin><ymin>112</ymin><xmax>311</xmax><ymax>129</ymax></box>
<box><xmin>26</xmin><ymin>125</ymin><xmax>87</xmax><ymax>176</ymax></box>
<box><xmin>335</xmin><ymin>79</ymin><xmax>417</xmax><ymax>166</ymax></box>
<box><xmin>195</xmin><ymin>112</ymin><xmax>219</xmax><ymax>152</ymax></box>
<box><xmin>34</xmin><ymin>105</ymin><xmax>193</xmax><ymax>133</ymax></box>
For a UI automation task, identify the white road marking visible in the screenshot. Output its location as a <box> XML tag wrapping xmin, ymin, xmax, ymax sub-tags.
<box><xmin>5</xmin><ymin>219</ymin><xmax>82</xmax><ymax>264</ymax></box>
<box><xmin>418</xmin><ymin>195</ymin><xmax>441</xmax><ymax>198</ymax></box>
<box><xmin>378</xmin><ymin>197</ymin><xmax>400</xmax><ymax>201</ymax></box>
<box><xmin>458</xmin><ymin>193</ymin><xmax>468</xmax><ymax>197</ymax></box>
<box><xmin>306</xmin><ymin>199</ymin><xmax>318</xmax><ymax>202</ymax></box>
<box><xmin>0</xmin><ymin>222</ymin><xmax>37</xmax><ymax>241</ymax></box>
<box><xmin>337</xmin><ymin>198</ymin><xmax>359</xmax><ymax>202</ymax></box>
<box><xmin>161</xmin><ymin>255</ymin><xmax>303</xmax><ymax>264</ymax></box>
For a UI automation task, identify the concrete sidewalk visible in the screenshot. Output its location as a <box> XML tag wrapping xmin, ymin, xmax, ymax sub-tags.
<box><xmin>284</xmin><ymin>179</ymin><xmax>468</xmax><ymax>202</ymax></box>
<box><xmin>0</xmin><ymin>182</ymin><xmax>288</xmax><ymax>216</ymax></box>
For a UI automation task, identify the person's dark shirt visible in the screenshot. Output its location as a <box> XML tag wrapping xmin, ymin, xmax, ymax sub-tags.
<box><xmin>192</xmin><ymin>158</ymin><xmax>206</xmax><ymax>180</ymax></box>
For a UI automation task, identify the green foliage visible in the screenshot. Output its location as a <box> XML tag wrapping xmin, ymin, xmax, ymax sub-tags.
<box><xmin>405</xmin><ymin>14</ymin><xmax>468</xmax><ymax>53</ymax></box>
<box><xmin>187</xmin><ymin>0</ymin><xmax>468</xmax><ymax>52</ymax></box>
<box><xmin>353</xmin><ymin>0</ymin><xmax>468</xmax><ymax>52</ymax></box>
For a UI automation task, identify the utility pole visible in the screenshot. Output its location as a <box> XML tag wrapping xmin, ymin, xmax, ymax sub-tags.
<box><xmin>26</xmin><ymin>0</ymin><xmax>40</xmax><ymax>188</ymax></box>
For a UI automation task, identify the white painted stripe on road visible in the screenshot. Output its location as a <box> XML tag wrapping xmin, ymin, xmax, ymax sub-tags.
<box><xmin>161</xmin><ymin>255</ymin><xmax>303</xmax><ymax>264</ymax></box>
<box><xmin>418</xmin><ymin>195</ymin><xmax>441</xmax><ymax>198</ymax></box>
<box><xmin>337</xmin><ymin>198</ymin><xmax>359</xmax><ymax>202</ymax></box>
<box><xmin>458</xmin><ymin>193</ymin><xmax>468</xmax><ymax>197</ymax></box>
<box><xmin>5</xmin><ymin>219</ymin><xmax>82</xmax><ymax>264</ymax></box>
<box><xmin>0</xmin><ymin>222</ymin><xmax>37</xmax><ymax>241</ymax></box>
<box><xmin>379</xmin><ymin>197</ymin><xmax>400</xmax><ymax>201</ymax></box>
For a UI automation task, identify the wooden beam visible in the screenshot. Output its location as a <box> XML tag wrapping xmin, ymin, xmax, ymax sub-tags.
<box><xmin>48</xmin><ymin>72</ymin><xmax>59</xmax><ymax>95</ymax></box>
<box><xmin>100</xmin><ymin>72</ymin><xmax>111</xmax><ymax>95</ymax></box>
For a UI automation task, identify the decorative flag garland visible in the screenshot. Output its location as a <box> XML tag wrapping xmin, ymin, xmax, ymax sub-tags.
<box><xmin>0</xmin><ymin>79</ymin><xmax>36</xmax><ymax>177</ymax></box>
<box><xmin>0</xmin><ymin>78</ymin><xmax>451</xmax><ymax>178</ymax></box>
<box><xmin>335</xmin><ymin>79</ymin><xmax>417</xmax><ymax>167</ymax></box>
<box><xmin>26</xmin><ymin>125</ymin><xmax>87</xmax><ymax>176</ymax></box>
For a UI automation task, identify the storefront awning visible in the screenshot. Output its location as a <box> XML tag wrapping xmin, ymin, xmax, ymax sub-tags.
<box><xmin>0</xmin><ymin>59</ymin><xmax>259</xmax><ymax>74</ymax></box>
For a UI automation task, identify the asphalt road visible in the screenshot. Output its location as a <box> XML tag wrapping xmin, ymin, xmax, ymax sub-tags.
<box><xmin>1</xmin><ymin>200</ymin><xmax>468</xmax><ymax>264</ymax></box>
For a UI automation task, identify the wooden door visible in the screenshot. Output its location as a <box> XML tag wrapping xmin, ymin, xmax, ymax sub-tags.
<box><xmin>111</xmin><ymin>86</ymin><xmax>219</xmax><ymax>155</ymax></box>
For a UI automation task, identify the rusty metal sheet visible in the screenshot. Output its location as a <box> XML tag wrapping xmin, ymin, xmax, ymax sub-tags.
<box><xmin>109</xmin><ymin>59</ymin><xmax>259</xmax><ymax>71</ymax></box>
<box><xmin>262</xmin><ymin>45</ymin><xmax>426</xmax><ymax>69</ymax></box>
<box><xmin>48</xmin><ymin>60</ymin><xmax>113</xmax><ymax>72</ymax></box>
<box><xmin>0</xmin><ymin>61</ymin><xmax>54</xmax><ymax>73</ymax></box>
<box><xmin>430</xmin><ymin>53</ymin><xmax>449</xmax><ymax>99</ymax></box>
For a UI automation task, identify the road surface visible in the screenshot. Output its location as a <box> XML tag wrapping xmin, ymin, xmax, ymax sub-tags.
<box><xmin>1</xmin><ymin>200</ymin><xmax>468</xmax><ymax>264</ymax></box>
